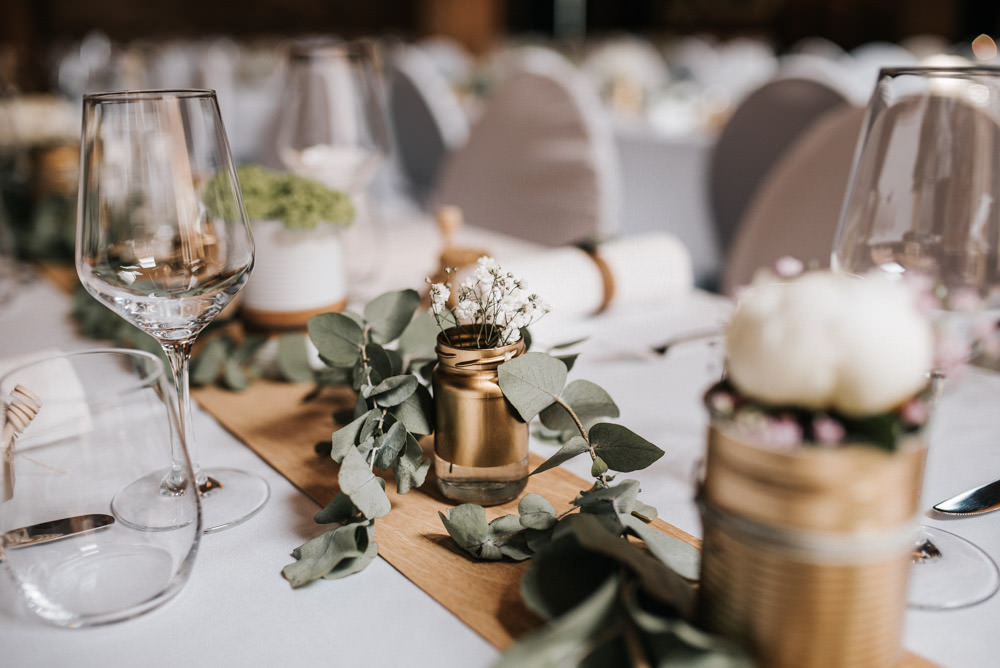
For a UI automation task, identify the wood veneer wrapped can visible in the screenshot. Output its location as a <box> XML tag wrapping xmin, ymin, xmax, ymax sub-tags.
<box><xmin>697</xmin><ymin>423</ymin><xmax>928</xmax><ymax>668</ymax></box>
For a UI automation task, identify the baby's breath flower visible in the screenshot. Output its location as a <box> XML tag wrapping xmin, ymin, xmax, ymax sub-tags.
<box><xmin>427</xmin><ymin>256</ymin><xmax>547</xmax><ymax>348</ymax></box>
<box><xmin>429</xmin><ymin>283</ymin><xmax>450</xmax><ymax>314</ymax></box>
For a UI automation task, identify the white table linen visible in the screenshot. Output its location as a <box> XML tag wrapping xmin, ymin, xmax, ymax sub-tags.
<box><xmin>1</xmin><ymin>217</ymin><xmax>998</xmax><ymax>668</ymax></box>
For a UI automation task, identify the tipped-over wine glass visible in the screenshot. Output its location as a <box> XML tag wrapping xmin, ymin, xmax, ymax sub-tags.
<box><xmin>832</xmin><ymin>66</ymin><xmax>1000</xmax><ymax>609</ymax></box>
<box><xmin>76</xmin><ymin>89</ymin><xmax>269</xmax><ymax>533</ymax></box>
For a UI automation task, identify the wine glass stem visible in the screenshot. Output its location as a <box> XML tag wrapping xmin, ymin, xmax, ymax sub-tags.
<box><xmin>162</xmin><ymin>340</ymin><xmax>207</xmax><ymax>489</ymax></box>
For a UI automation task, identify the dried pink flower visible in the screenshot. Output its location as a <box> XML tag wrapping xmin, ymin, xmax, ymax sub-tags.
<box><xmin>812</xmin><ymin>416</ymin><xmax>846</xmax><ymax>446</ymax></box>
<box><xmin>901</xmin><ymin>398</ymin><xmax>930</xmax><ymax>426</ymax></box>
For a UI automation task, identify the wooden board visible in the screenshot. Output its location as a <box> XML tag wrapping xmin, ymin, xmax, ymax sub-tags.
<box><xmin>191</xmin><ymin>380</ymin><xmax>937</xmax><ymax>667</ymax></box>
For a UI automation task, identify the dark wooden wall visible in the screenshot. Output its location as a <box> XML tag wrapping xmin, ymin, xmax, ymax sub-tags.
<box><xmin>0</xmin><ymin>0</ymin><xmax>991</xmax><ymax>92</ymax></box>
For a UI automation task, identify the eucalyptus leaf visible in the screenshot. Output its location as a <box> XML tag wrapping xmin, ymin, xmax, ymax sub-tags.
<box><xmin>373</xmin><ymin>420</ymin><xmax>406</xmax><ymax>470</ymax></box>
<box><xmin>222</xmin><ymin>358</ymin><xmax>249</xmax><ymax>391</ymax></box>
<box><xmin>364</xmin><ymin>289</ymin><xmax>420</xmax><ymax>344</ymax></box>
<box><xmin>314</xmin><ymin>491</ymin><xmax>361</xmax><ymax>524</ymax></box>
<box><xmin>356</xmin><ymin>436</ymin><xmax>376</xmax><ymax>461</ymax></box>
<box><xmin>631</xmin><ymin>500</ymin><xmax>658</xmax><ymax>522</ymax></box>
<box><xmin>308</xmin><ymin>312</ymin><xmax>364</xmax><ymax>367</ymax></box>
<box><xmin>620</xmin><ymin>580</ymin><xmax>752</xmax><ymax>666</ymax></box>
<box><xmin>521</xmin><ymin>526</ymin><xmax>619</xmax><ymax>620</ymax></box>
<box><xmin>569</xmin><ymin>514</ymin><xmax>695</xmax><ymax>618</ymax></box>
<box><xmin>555</xmin><ymin>353</ymin><xmax>579</xmax><ymax>372</ymax></box>
<box><xmin>498</xmin><ymin>352</ymin><xmax>568</xmax><ymax>421</ymax></box>
<box><xmin>574</xmin><ymin>479</ymin><xmax>641</xmax><ymax>520</ymax></box>
<box><xmin>388</xmin><ymin>384</ymin><xmax>433</xmax><ymax>436</ymax></box>
<box><xmin>191</xmin><ymin>337</ymin><xmax>228</xmax><ymax>386</ymax></box>
<box><xmin>549</xmin><ymin>337</ymin><xmax>588</xmax><ymax>350</ymax></box>
<box><xmin>439</xmin><ymin>504</ymin><xmax>489</xmax><ymax>556</ymax></box>
<box><xmin>532</xmin><ymin>436</ymin><xmax>589</xmax><ymax>476</ymax></box>
<box><xmin>282</xmin><ymin>520</ymin><xmax>374</xmax><ymax>588</ymax></box>
<box><xmin>233</xmin><ymin>335</ymin><xmax>267</xmax><ymax>363</ymax></box>
<box><xmin>540</xmin><ymin>380</ymin><xmax>619</xmax><ymax>434</ymax></box>
<box><xmin>338</xmin><ymin>446</ymin><xmax>391</xmax><ymax>519</ymax></box>
<box><xmin>495</xmin><ymin>576</ymin><xmax>621</xmax><ymax>668</ymax></box>
<box><xmin>331</xmin><ymin>413</ymin><xmax>367</xmax><ymax>463</ymax></box>
<box><xmin>525</xmin><ymin>527</ymin><xmax>556</xmax><ymax>554</ymax></box>
<box><xmin>518</xmin><ymin>494</ymin><xmax>557</xmax><ymax>530</ymax></box>
<box><xmin>533</xmin><ymin>424</ymin><xmax>576</xmax><ymax>444</ymax></box>
<box><xmin>392</xmin><ymin>432</ymin><xmax>429</xmax><ymax>494</ymax></box>
<box><xmin>370</xmin><ymin>374</ymin><xmax>418</xmax><ymax>408</ymax></box>
<box><xmin>359</xmin><ymin>409</ymin><xmax>381</xmax><ymax>443</ymax></box>
<box><xmin>589</xmin><ymin>423</ymin><xmax>665</xmax><ymax>472</ymax></box>
<box><xmin>277</xmin><ymin>333</ymin><xmax>315</xmax><ymax>383</ymax></box>
<box><xmin>364</xmin><ymin>343</ymin><xmax>394</xmax><ymax>386</ymax></box>
<box><xmin>384</xmin><ymin>348</ymin><xmax>404</xmax><ymax>376</ymax></box>
<box><xmin>323</xmin><ymin>536</ymin><xmax>378</xmax><ymax>581</ymax></box>
<box><xmin>499</xmin><ymin>538</ymin><xmax>534</xmax><ymax>561</ymax></box>
<box><xmin>438</xmin><ymin>504</ymin><xmax>527</xmax><ymax>561</ymax></box>
<box><xmin>398</xmin><ymin>310</ymin><xmax>440</xmax><ymax>363</ymax></box>
<box><xmin>622</xmin><ymin>515</ymin><xmax>701</xmax><ymax>581</ymax></box>
<box><xmin>486</xmin><ymin>514</ymin><xmax>526</xmax><ymax>560</ymax></box>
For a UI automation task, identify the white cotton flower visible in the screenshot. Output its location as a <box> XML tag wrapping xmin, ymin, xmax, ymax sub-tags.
<box><xmin>726</xmin><ymin>270</ymin><xmax>933</xmax><ymax>416</ymax></box>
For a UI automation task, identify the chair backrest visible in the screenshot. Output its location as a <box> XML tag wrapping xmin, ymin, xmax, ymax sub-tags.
<box><xmin>430</xmin><ymin>52</ymin><xmax>620</xmax><ymax>246</ymax></box>
<box><xmin>387</xmin><ymin>46</ymin><xmax>469</xmax><ymax>204</ymax></box>
<box><xmin>709</xmin><ymin>68</ymin><xmax>854</xmax><ymax>259</ymax></box>
<box><xmin>723</xmin><ymin>104</ymin><xmax>865</xmax><ymax>294</ymax></box>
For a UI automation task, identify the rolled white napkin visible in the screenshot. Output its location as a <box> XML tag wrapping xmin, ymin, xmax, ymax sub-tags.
<box><xmin>495</xmin><ymin>231</ymin><xmax>694</xmax><ymax>321</ymax></box>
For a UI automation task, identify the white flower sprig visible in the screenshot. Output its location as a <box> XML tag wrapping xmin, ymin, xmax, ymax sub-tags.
<box><xmin>429</xmin><ymin>256</ymin><xmax>549</xmax><ymax>349</ymax></box>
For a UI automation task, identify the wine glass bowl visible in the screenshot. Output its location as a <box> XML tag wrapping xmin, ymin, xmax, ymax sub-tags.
<box><xmin>76</xmin><ymin>89</ymin><xmax>268</xmax><ymax>533</ymax></box>
<box><xmin>832</xmin><ymin>66</ymin><xmax>1000</xmax><ymax>610</ymax></box>
<box><xmin>271</xmin><ymin>40</ymin><xmax>390</xmax><ymax>291</ymax></box>
<box><xmin>274</xmin><ymin>40</ymin><xmax>388</xmax><ymax>191</ymax></box>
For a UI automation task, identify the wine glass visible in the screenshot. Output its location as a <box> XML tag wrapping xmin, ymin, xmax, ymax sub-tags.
<box><xmin>832</xmin><ymin>66</ymin><xmax>1000</xmax><ymax>609</ymax></box>
<box><xmin>271</xmin><ymin>39</ymin><xmax>390</xmax><ymax>295</ymax></box>
<box><xmin>76</xmin><ymin>89</ymin><xmax>269</xmax><ymax>533</ymax></box>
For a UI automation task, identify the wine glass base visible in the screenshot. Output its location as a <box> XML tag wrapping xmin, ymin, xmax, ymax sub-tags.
<box><xmin>199</xmin><ymin>467</ymin><xmax>270</xmax><ymax>534</ymax></box>
<box><xmin>112</xmin><ymin>471</ymin><xmax>200</xmax><ymax>532</ymax></box>
<box><xmin>112</xmin><ymin>467</ymin><xmax>270</xmax><ymax>534</ymax></box>
<box><xmin>908</xmin><ymin>526</ymin><xmax>1000</xmax><ymax>610</ymax></box>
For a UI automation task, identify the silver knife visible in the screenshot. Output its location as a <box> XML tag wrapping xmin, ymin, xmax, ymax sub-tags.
<box><xmin>1</xmin><ymin>513</ymin><xmax>115</xmax><ymax>550</ymax></box>
<box><xmin>933</xmin><ymin>479</ymin><xmax>1000</xmax><ymax>515</ymax></box>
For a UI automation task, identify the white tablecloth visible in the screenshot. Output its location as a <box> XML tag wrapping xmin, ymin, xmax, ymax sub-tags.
<box><xmin>1</xmin><ymin>217</ymin><xmax>998</xmax><ymax>668</ymax></box>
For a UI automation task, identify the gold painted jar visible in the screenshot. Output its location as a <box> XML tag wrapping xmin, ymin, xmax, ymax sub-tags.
<box><xmin>697</xmin><ymin>421</ymin><xmax>928</xmax><ymax>668</ymax></box>
<box><xmin>433</xmin><ymin>326</ymin><xmax>529</xmax><ymax>505</ymax></box>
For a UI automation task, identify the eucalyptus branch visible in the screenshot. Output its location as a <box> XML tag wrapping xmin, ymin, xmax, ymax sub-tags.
<box><xmin>551</xmin><ymin>395</ymin><xmax>611</xmax><ymax>487</ymax></box>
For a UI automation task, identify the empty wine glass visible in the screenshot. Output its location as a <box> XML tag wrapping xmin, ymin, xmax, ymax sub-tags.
<box><xmin>832</xmin><ymin>66</ymin><xmax>1000</xmax><ymax>609</ymax></box>
<box><xmin>271</xmin><ymin>39</ymin><xmax>390</xmax><ymax>295</ymax></box>
<box><xmin>76</xmin><ymin>89</ymin><xmax>269</xmax><ymax>533</ymax></box>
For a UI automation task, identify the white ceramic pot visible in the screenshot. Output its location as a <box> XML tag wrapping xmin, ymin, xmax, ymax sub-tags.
<box><xmin>241</xmin><ymin>220</ymin><xmax>348</xmax><ymax>330</ymax></box>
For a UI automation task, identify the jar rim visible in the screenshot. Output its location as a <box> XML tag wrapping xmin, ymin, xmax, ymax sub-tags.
<box><xmin>435</xmin><ymin>325</ymin><xmax>525</xmax><ymax>369</ymax></box>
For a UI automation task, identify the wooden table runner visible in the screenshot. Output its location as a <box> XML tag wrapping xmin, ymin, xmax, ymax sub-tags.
<box><xmin>192</xmin><ymin>381</ymin><xmax>937</xmax><ymax>667</ymax></box>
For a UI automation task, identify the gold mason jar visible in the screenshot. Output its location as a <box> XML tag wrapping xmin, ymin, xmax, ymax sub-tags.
<box><xmin>697</xmin><ymin>421</ymin><xmax>928</xmax><ymax>668</ymax></box>
<box><xmin>433</xmin><ymin>326</ymin><xmax>529</xmax><ymax>505</ymax></box>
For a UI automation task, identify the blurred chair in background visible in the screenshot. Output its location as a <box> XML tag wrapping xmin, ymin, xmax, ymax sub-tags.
<box><xmin>388</xmin><ymin>45</ymin><xmax>470</xmax><ymax>204</ymax></box>
<box><xmin>615</xmin><ymin>127</ymin><xmax>719</xmax><ymax>289</ymax></box>
<box><xmin>430</xmin><ymin>49</ymin><xmax>620</xmax><ymax>246</ymax></box>
<box><xmin>709</xmin><ymin>63</ymin><xmax>856</xmax><ymax>261</ymax></box>
<box><xmin>723</xmin><ymin>104</ymin><xmax>865</xmax><ymax>294</ymax></box>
